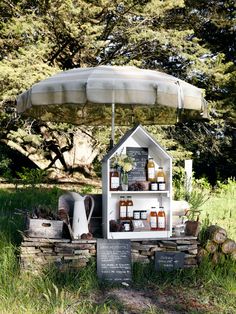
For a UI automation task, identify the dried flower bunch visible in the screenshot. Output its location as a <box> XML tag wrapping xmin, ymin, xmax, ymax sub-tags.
<box><xmin>111</xmin><ymin>152</ymin><xmax>135</xmax><ymax>173</ymax></box>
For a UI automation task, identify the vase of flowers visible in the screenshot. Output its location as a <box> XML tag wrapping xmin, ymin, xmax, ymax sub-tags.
<box><xmin>111</xmin><ymin>151</ymin><xmax>135</xmax><ymax>191</ymax></box>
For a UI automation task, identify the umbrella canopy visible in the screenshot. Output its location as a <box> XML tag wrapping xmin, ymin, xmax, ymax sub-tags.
<box><xmin>16</xmin><ymin>65</ymin><xmax>207</xmax><ymax>143</ymax></box>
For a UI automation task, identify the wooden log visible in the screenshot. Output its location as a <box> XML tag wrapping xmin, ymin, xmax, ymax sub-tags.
<box><xmin>221</xmin><ymin>239</ymin><xmax>236</xmax><ymax>254</ymax></box>
<box><xmin>206</xmin><ymin>225</ymin><xmax>227</xmax><ymax>244</ymax></box>
<box><xmin>205</xmin><ymin>240</ymin><xmax>218</xmax><ymax>253</ymax></box>
<box><xmin>212</xmin><ymin>251</ymin><xmax>225</xmax><ymax>265</ymax></box>
<box><xmin>231</xmin><ymin>250</ymin><xmax>236</xmax><ymax>261</ymax></box>
<box><xmin>197</xmin><ymin>248</ymin><xmax>208</xmax><ymax>263</ymax></box>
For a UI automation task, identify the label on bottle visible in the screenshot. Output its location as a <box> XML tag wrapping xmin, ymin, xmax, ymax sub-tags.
<box><xmin>111</xmin><ymin>177</ymin><xmax>119</xmax><ymax>189</ymax></box>
<box><xmin>158</xmin><ymin>217</ymin><xmax>165</xmax><ymax>229</ymax></box>
<box><xmin>157</xmin><ymin>176</ymin><xmax>164</xmax><ymax>182</ymax></box>
<box><xmin>158</xmin><ymin>182</ymin><xmax>166</xmax><ymax>191</ymax></box>
<box><xmin>127</xmin><ymin>206</ymin><xmax>133</xmax><ymax>218</ymax></box>
<box><xmin>120</xmin><ymin>206</ymin><xmax>126</xmax><ymax>218</ymax></box>
<box><xmin>150</xmin><ymin>216</ymin><xmax>157</xmax><ymax>228</ymax></box>
<box><xmin>148</xmin><ymin>168</ymin><xmax>155</xmax><ymax>180</ymax></box>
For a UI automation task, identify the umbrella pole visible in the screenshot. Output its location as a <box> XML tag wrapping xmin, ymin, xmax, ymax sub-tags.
<box><xmin>109</xmin><ymin>103</ymin><xmax>115</xmax><ymax>149</ymax></box>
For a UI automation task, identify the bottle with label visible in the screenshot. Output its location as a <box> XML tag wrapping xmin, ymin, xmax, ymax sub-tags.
<box><xmin>157</xmin><ymin>206</ymin><xmax>166</xmax><ymax>230</ymax></box>
<box><xmin>147</xmin><ymin>158</ymin><xmax>156</xmax><ymax>182</ymax></box>
<box><xmin>156</xmin><ymin>167</ymin><xmax>165</xmax><ymax>183</ymax></box>
<box><xmin>150</xmin><ymin>206</ymin><xmax>158</xmax><ymax>230</ymax></box>
<box><xmin>110</xmin><ymin>168</ymin><xmax>120</xmax><ymax>191</ymax></box>
<box><xmin>126</xmin><ymin>196</ymin><xmax>133</xmax><ymax>219</ymax></box>
<box><xmin>119</xmin><ymin>196</ymin><xmax>127</xmax><ymax>220</ymax></box>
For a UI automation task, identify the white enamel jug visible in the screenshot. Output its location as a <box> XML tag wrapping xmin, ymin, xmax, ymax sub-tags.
<box><xmin>72</xmin><ymin>194</ymin><xmax>95</xmax><ymax>239</ymax></box>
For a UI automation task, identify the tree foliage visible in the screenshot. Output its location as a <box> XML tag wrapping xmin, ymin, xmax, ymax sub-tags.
<box><xmin>0</xmin><ymin>0</ymin><xmax>235</xmax><ymax>182</ymax></box>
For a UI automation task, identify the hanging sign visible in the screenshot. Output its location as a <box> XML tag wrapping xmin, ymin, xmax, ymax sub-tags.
<box><xmin>126</xmin><ymin>147</ymin><xmax>148</xmax><ymax>183</ymax></box>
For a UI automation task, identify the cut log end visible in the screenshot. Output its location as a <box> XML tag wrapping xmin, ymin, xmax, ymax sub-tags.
<box><xmin>206</xmin><ymin>225</ymin><xmax>227</xmax><ymax>244</ymax></box>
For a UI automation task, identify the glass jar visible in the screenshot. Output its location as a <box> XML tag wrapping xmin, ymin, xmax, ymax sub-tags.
<box><xmin>140</xmin><ymin>210</ymin><xmax>147</xmax><ymax>220</ymax></box>
<box><xmin>133</xmin><ymin>211</ymin><xmax>141</xmax><ymax>220</ymax></box>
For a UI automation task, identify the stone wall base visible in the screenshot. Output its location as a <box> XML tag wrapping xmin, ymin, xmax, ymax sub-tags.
<box><xmin>20</xmin><ymin>236</ymin><xmax>199</xmax><ymax>273</ymax></box>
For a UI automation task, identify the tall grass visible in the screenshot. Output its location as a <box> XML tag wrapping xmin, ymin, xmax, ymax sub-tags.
<box><xmin>0</xmin><ymin>181</ymin><xmax>235</xmax><ymax>313</ymax></box>
<box><xmin>201</xmin><ymin>178</ymin><xmax>236</xmax><ymax>239</ymax></box>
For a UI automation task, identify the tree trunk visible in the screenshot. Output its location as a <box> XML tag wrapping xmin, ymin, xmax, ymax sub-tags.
<box><xmin>206</xmin><ymin>225</ymin><xmax>227</xmax><ymax>244</ymax></box>
<box><xmin>221</xmin><ymin>239</ymin><xmax>236</xmax><ymax>254</ymax></box>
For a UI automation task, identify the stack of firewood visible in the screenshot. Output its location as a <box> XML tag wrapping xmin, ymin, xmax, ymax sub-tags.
<box><xmin>198</xmin><ymin>225</ymin><xmax>236</xmax><ymax>264</ymax></box>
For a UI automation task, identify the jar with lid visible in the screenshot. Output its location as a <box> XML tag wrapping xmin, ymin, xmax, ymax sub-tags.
<box><xmin>133</xmin><ymin>210</ymin><xmax>141</xmax><ymax>220</ymax></box>
<box><xmin>150</xmin><ymin>182</ymin><xmax>158</xmax><ymax>191</ymax></box>
<box><xmin>140</xmin><ymin>210</ymin><xmax>147</xmax><ymax>220</ymax></box>
<box><xmin>119</xmin><ymin>196</ymin><xmax>127</xmax><ymax>220</ymax></box>
<box><xmin>126</xmin><ymin>196</ymin><xmax>133</xmax><ymax>219</ymax></box>
<box><xmin>150</xmin><ymin>206</ymin><xmax>158</xmax><ymax>230</ymax></box>
<box><xmin>147</xmin><ymin>158</ymin><xmax>156</xmax><ymax>182</ymax></box>
<box><xmin>157</xmin><ymin>206</ymin><xmax>166</xmax><ymax>230</ymax></box>
<box><xmin>110</xmin><ymin>168</ymin><xmax>120</xmax><ymax>191</ymax></box>
<box><xmin>123</xmin><ymin>221</ymin><xmax>131</xmax><ymax>232</ymax></box>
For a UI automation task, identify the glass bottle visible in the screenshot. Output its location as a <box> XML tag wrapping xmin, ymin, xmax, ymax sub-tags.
<box><xmin>150</xmin><ymin>206</ymin><xmax>158</xmax><ymax>230</ymax></box>
<box><xmin>157</xmin><ymin>206</ymin><xmax>166</xmax><ymax>230</ymax></box>
<box><xmin>147</xmin><ymin>158</ymin><xmax>156</xmax><ymax>182</ymax></box>
<box><xmin>110</xmin><ymin>168</ymin><xmax>120</xmax><ymax>191</ymax></box>
<box><xmin>119</xmin><ymin>196</ymin><xmax>127</xmax><ymax>220</ymax></box>
<box><xmin>126</xmin><ymin>195</ymin><xmax>133</xmax><ymax>219</ymax></box>
<box><xmin>156</xmin><ymin>167</ymin><xmax>165</xmax><ymax>183</ymax></box>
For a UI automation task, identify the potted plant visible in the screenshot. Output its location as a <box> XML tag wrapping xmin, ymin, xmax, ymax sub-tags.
<box><xmin>184</xmin><ymin>189</ymin><xmax>209</xmax><ymax>237</ymax></box>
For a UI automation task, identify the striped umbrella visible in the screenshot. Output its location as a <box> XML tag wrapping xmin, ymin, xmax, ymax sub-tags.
<box><xmin>17</xmin><ymin>65</ymin><xmax>207</xmax><ymax>145</ymax></box>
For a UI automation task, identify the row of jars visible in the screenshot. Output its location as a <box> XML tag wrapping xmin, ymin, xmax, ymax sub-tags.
<box><xmin>119</xmin><ymin>195</ymin><xmax>166</xmax><ymax>231</ymax></box>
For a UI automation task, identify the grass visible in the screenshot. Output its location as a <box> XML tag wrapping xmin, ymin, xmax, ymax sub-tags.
<box><xmin>201</xmin><ymin>179</ymin><xmax>236</xmax><ymax>240</ymax></box>
<box><xmin>0</xmin><ymin>181</ymin><xmax>235</xmax><ymax>313</ymax></box>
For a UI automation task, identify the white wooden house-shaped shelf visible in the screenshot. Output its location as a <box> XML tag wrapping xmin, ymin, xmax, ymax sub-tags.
<box><xmin>102</xmin><ymin>125</ymin><xmax>172</xmax><ymax>239</ymax></box>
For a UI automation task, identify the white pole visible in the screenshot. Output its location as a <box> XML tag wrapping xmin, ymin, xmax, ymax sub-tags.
<box><xmin>184</xmin><ymin>159</ymin><xmax>192</xmax><ymax>194</ymax></box>
<box><xmin>110</xmin><ymin>102</ymin><xmax>115</xmax><ymax>149</ymax></box>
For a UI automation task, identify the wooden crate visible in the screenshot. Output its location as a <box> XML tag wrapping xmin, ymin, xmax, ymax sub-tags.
<box><xmin>26</xmin><ymin>218</ymin><xmax>63</xmax><ymax>239</ymax></box>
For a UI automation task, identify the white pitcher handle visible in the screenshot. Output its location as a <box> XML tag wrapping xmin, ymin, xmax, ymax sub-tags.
<box><xmin>86</xmin><ymin>195</ymin><xmax>95</xmax><ymax>224</ymax></box>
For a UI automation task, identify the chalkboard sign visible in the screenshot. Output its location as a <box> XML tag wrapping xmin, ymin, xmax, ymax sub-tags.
<box><xmin>155</xmin><ymin>252</ymin><xmax>185</xmax><ymax>271</ymax></box>
<box><xmin>126</xmin><ymin>147</ymin><xmax>148</xmax><ymax>183</ymax></box>
<box><xmin>97</xmin><ymin>239</ymin><xmax>132</xmax><ymax>283</ymax></box>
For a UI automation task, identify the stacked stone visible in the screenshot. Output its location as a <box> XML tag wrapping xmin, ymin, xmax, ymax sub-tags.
<box><xmin>20</xmin><ymin>236</ymin><xmax>199</xmax><ymax>272</ymax></box>
<box><xmin>20</xmin><ymin>236</ymin><xmax>96</xmax><ymax>272</ymax></box>
<box><xmin>131</xmin><ymin>237</ymin><xmax>198</xmax><ymax>268</ymax></box>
